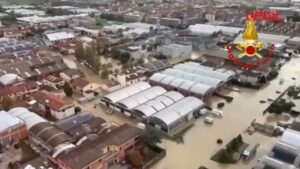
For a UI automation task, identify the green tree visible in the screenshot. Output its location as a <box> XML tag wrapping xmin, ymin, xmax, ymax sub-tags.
<box><xmin>237</xmin><ymin>134</ymin><xmax>243</xmax><ymax>144</ymax></box>
<box><xmin>0</xmin><ymin>96</ymin><xmax>14</xmax><ymax>111</ymax></box>
<box><xmin>127</xmin><ymin>150</ymin><xmax>144</xmax><ymax>168</ymax></box>
<box><xmin>75</xmin><ymin>43</ymin><xmax>85</xmax><ymax>60</ymax></box>
<box><xmin>231</xmin><ymin>138</ymin><xmax>239</xmax><ymax>151</ymax></box>
<box><xmin>135</xmin><ymin>58</ymin><xmax>145</xmax><ymax>65</ymax></box>
<box><xmin>141</xmin><ymin>127</ymin><xmax>162</xmax><ymax>147</ymax></box>
<box><xmin>63</xmin><ymin>83</ymin><xmax>73</xmax><ymax>97</ymax></box>
<box><xmin>96</xmin><ymin>37</ymin><xmax>110</xmax><ymax>55</ymax></box>
<box><xmin>101</xmin><ymin>68</ymin><xmax>109</xmax><ymax>79</ymax></box>
<box><xmin>218</xmin><ymin>149</ymin><xmax>232</xmax><ymax>163</ymax></box>
<box><xmin>120</xmin><ymin>52</ymin><xmax>131</xmax><ymax>63</ymax></box>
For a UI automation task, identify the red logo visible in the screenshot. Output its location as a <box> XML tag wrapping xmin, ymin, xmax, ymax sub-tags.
<box><xmin>226</xmin><ymin>10</ymin><xmax>282</xmax><ymax>69</ymax></box>
<box><xmin>246</xmin><ymin>10</ymin><xmax>284</xmax><ymax>22</ymax></box>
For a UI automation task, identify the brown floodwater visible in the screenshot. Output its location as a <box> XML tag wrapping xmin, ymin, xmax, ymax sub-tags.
<box><xmin>152</xmin><ymin>57</ymin><xmax>300</xmax><ymax>169</ymax></box>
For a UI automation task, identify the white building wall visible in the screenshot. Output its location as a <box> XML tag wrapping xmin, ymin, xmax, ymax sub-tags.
<box><xmin>157</xmin><ymin>44</ymin><xmax>192</xmax><ymax>58</ymax></box>
<box><xmin>51</xmin><ymin>107</ymin><xmax>75</xmax><ymax>120</ymax></box>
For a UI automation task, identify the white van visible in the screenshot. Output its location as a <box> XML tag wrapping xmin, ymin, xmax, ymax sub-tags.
<box><xmin>211</xmin><ymin>109</ymin><xmax>223</xmax><ymax>117</ymax></box>
<box><xmin>204</xmin><ymin>117</ymin><xmax>214</xmax><ymax>124</ymax></box>
<box><xmin>243</xmin><ymin>143</ymin><xmax>260</xmax><ymax>160</ymax></box>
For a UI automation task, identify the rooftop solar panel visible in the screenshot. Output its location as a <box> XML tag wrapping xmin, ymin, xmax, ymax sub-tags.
<box><xmin>56</xmin><ymin>113</ymin><xmax>94</xmax><ymax>131</ymax></box>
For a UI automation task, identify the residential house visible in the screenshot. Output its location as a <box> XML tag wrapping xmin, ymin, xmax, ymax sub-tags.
<box><xmin>1</xmin><ymin>27</ymin><xmax>31</xmax><ymax>39</ymax></box>
<box><xmin>71</xmin><ymin>78</ymin><xmax>100</xmax><ymax>95</ymax></box>
<box><xmin>45</xmin><ymin>31</ymin><xmax>76</xmax><ymax>43</ymax></box>
<box><xmin>0</xmin><ymin>81</ymin><xmax>39</xmax><ymax>100</ymax></box>
<box><xmin>108</xmin><ymin>70</ymin><xmax>146</xmax><ymax>88</ymax></box>
<box><xmin>101</xmin><ymin>81</ymin><xmax>121</xmax><ymax>92</ymax></box>
<box><xmin>43</xmin><ymin>75</ymin><xmax>65</xmax><ymax>90</ymax></box>
<box><xmin>60</xmin><ymin>69</ymin><xmax>83</xmax><ymax>82</ymax></box>
<box><xmin>31</xmin><ymin>91</ymin><xmax>75</xmax><ymax>120</ymax></box>
<box><xmin>54</xmin><ymin>40</ymin><xmax>82</xmax><ymax>55</ymax></box>
<box><xmin>56</xmin><ymin>124</ymin><xmax>141</xmax><ymax>169</ymax></box>
<box><xmin>0</xmin><ymin>110</ymin><xmax>27</xmax><ymax>147</ymax></box>
<box><xmin>0</xmin><ymin>55</ymin><xmax>68</xmax><ymax>81</ymax></box>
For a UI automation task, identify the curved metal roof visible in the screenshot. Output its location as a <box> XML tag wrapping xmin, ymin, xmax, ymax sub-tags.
<box><xmin>163</xmin><ymin>68</ymin><xmax>222</xmax><ymax>88</ymax></box>
<box><xmin>132</xmin><ymin>91</ymin><xmax>184</xmax><ymax>117</ymax></box>
<box><xmin>30</xmin><ymin>122</ymin><xmax>71</xmax><ymax>148</ymax></box>
<box><xmin>0</xmin><ymin>73</ymin><xmax>23</xmax><ymax>85</ymax></box>
<box><xmin>117</xmin><ymin>86</ymin><xmax>167</xmax><ymax>109</ymax></box>
<box><xmin>174</xmin><ymin>63</ymin><xmax>234</xmax><ymax>81</ymax></box>
<box><xmin>102</xmin><ymin>82</ymin><xmax>151</xmax><ymax>103</ymax></box>
<box><xmin>150</xmin><ymin>73</ymin><xmax>212</xmax><ymax>96</ymax></box>
<box><xmin>150</xmin><ymin>97</ymin><xmax>204</xmax><ymax>126</ymax></box>
<box><xmin>9</xmin><ymin>107</ymin><xmax>47</xmax><ymax>130</ymax></box>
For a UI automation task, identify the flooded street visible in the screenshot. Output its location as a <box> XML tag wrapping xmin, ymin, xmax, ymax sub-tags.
<box><xmin>153</xmin><ymin>57</ymin><xmax>300</xmax><ymax>169</ymax></box>
<box><xmin>63</xmin><ymin>53</ymin><xmax>300</xmax><ymax>169</ymax></box>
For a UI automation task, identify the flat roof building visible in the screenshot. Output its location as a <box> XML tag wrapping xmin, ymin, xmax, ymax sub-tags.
<box><xmin>173</xmin><ymin>62</ymin><xmax>235</xmax><ymax>81</ymax></box>
<box><xmin>149</xmin><ymin>97</ymin><xmax>203</xmax><ymax>132</ymax></box>
<box><xmin>0</xmin><ymin>110</ymin><xmax>27</xmax><ymax>146</ymax></box>
<box><xmin>116</xmin><ymin>86</ymin><xmax>167</xmax><ymax>110</ymax></box>
<box><xmin>150</xmin><ymin>73</ymin><xmax>213</xmax><ymax>99</ymax></box>
<box><xmin>132</xmin><ymin>91</ymin><xmax>184</xmax><ymax>118</ymax></box>
<box><xmin>100</xmin><ymin>82</ymin><xmax>151</xmax><ymax>106</ymax></box>
<box><xmin>162</xmin><ymin>68</ymin><xmax>223</xmax><ymax>88</ymax></box>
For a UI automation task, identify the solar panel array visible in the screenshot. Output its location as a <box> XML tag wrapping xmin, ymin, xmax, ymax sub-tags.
<box><xmin>55</xmin><ymin>112</ymin><xmax>94</xmax><ymax>131</ymax></box>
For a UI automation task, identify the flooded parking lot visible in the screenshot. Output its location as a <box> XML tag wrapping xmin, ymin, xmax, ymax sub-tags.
<box><xmin>152</xmin><ymin>57</ymin><xmax>300</xmax><ymax>169</ymax></box>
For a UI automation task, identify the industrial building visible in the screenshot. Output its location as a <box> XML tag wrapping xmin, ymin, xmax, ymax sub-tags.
<box><xmin>149</xmin><ymin>62</ymin><xmax>235</xmax><ymax>99</ymax></box>
<box><xmin>173</xmin><ymin>62</ymin><xmax>235</xmax><ymax>81</ymax></box>
<box><xmin>9</xmin><ymin>107</ymin><xmax>74</xmax><ymax>153</ymax></box>
<box><xmin>149</xmin><ymin>73</ymin><xmax>213</xmax><ymax>99</ymax></box>
<box><xmin>188</xmin><ymin>24</ymin><xmax>243</xmax><ymax>36</ymax></box>
<box><xmin>132</xmin><ymin>91</ymin><xmax>184</xmax><ymax>118</ymax></box>
<box><xmin>0</xmin><ymin>111</ymin><xmax>27</xmax><ymax>147</ymax></box>
<box><xmin>156</xmin><ymin>43</ymin><xmax>193</xmax><ymax>58</ymax></box>
<box><xmin>162</xmin><ymin>68</ymin><xmax>223</xmax><ymax>88</ymax></box>
<box><xmin>100</xmin><ymin>81</ymin><xmax>206</xmax><ymax>132</ymax></box>
<box><xmin>254</xmin><ymin>129</ymin><xmax>300</xmax><ymax>169</ymax></box>
<box><xmin>138</xmin><ymin>60</ymin><xmax>171</xmax><ymax>75</ymax></box>
<box><xmin>115</xmin><ymin>86</ymin><xmax>167</xmax><ymax>114</ymax></box>
<box><xmin>149</xmin><ymin>97</ymin><xmax>204</xmax><ymax>132</ymax></box>
<box><xmin>100</xmin><ymin>82</ymin><xmax>151</xmax><ymax>108</ymax></box>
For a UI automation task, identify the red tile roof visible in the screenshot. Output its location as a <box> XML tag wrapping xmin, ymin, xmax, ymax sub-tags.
<box><xmin>0</xmin><ymin>81</ymin><xmax>38</xmax><ymax>98</ymax></box>
<box><xmin>31</xmin><ymin>91</ymin><xmax>72</xmax><ymax>111</ymax></box>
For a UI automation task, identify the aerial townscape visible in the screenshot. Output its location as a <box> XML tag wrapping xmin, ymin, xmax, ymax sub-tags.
<box><xmin>0</xmin><ymin>0</ymin><xmax>300</xmax><ymax>169</ymax></box>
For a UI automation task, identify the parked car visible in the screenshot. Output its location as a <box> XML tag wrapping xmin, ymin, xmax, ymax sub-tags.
<box><xmin>204</xmin><ymin>117</ymin><xmax>214</xmax><ymax>124</ymax></box>
<box><xmin>210</xmin><ymin>109</ymin><xmax>223</xmax><ymax>117</ymax></box>
<box><xmin>199</xmin><ymin>108</ymin><xmax>208</xmax><ymax>115</ymax></box>
<box><xmin>277</xmin><ymin>121</ymin><xmax>292</xmax><ymax>129</ymax></box>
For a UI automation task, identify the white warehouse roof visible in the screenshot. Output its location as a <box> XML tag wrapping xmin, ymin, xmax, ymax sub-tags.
<box><xmin>102</xmin><ymin>82</ymin><xmax>151</xmax><ymax>103</ymax></box>
<box><xmin>0</xmin><ymin>111</ymin><xmax>24</xmax><ymax>131</ymax></box>
<box><xmin>173</xmin><ymin>63</ymin><xmax>234</xmax><ymax>81</ymax></box>
<box><xmin>150</xmin><ymin>73</ymin><xmax>213</xmax><ymax>96</ymax></box>
<box><xmin>46</xmin><ymin>32</ymin><xmax>75</xmax><ymax>42</ymax></box>
<box><xmin>117</xmin><ymin>86</ymin><xmax>167</xmax><ymax>109</ymax></box>
<box><xmin>189</xmin><ymin>24</ymin><xmax>243</xmax><ymax>35</ymax></box>
<box><xmin>0</xmin><ymin>73</ymin><xmax>24</xmax><ymax>85</ymax></box>
<box><xmin>9</xmin><ymin>107</ymin><xmax>47</xmax><ymax>130</ymax></box>
<box><xmin>233</xmin><ymin>33</ymin><xmax>290</xmax><ymax>45</ymax></box>
<box><xmin>132</xmin><ymin>91</ymin><xmax>184</xmax><ymax>117</ymax></box>
<box><xmin>162</xmin><ymin>68</ymin><xmax>222</xmax><ymax>88</ymax></box>
<box><xmin>280</xmin><ymin>129</ymin><xmax>300</xmax><ymax>148</ymax></box>
<box><xmin>151</xmin><ymin>97</ymin><xmax>203</xmax><ymax>125</ymax></box>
